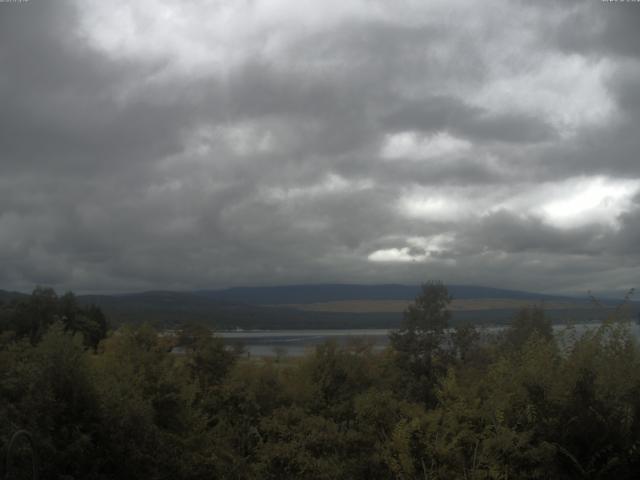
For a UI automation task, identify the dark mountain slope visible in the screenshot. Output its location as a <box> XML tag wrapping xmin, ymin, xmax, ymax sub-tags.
<box><xmin>196</xmin><ymin>284</ymin><xmax>580</xmax><ymax>304</ymax></box>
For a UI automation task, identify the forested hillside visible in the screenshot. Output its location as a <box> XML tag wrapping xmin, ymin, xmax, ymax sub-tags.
<box><xmin>2</xmin><ymin>284</ymin><xmax>640</xmax><ymax>479</ymax></box>
<box><xmin>195</xmin><ymin>283</ymin><xmax>570</xmax><ymax>304</ymax></box>
<box><xmin>2</xmin><ymin>284</ymin><xmax>628</xmax><ymax>331</ymax></box>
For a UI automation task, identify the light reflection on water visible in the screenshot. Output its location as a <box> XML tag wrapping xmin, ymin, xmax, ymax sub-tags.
<box><xmin>219</xmin><ymin>323</ymin><xmax>640</xmax><ymax>357</ymax></box>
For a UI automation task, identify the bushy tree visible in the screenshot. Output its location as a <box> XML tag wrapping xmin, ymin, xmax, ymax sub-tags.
<box><xmin>0</xmin><ymin>288</ymin><xmax>108</xmax><ymax>348</ymax></box>
<box><xmin>389</xmin><ymin>281</ymin><xmax>452</xmax><ymax>404</ymax></box>
<box><xmin>0</xmin><ymin>323</ymin><xmax>102</xmax><ymax>479</ymax></box>
<box><xmin>502</xmin><ymin>305</ymin><xmax>552</xmax><ymax>351</ymax></box>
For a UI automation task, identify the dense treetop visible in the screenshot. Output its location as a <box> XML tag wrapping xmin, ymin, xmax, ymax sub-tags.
<box><xmin>1</xmin><ymin>284</ymin><xmax>640</xmax><ymax>479</ymax></box>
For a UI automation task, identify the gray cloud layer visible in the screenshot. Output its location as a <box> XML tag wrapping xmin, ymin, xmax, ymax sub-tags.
<box><xmin>1</xmin><ymin>0</ymin><xmax>639</xmax><ymax>294</ymax></box>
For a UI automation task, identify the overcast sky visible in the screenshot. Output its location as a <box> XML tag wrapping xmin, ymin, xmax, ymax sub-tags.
<box><xmin>1</xmin><ymin>0</ymin><xmax>640</xmax><ymax>294</ymax></box>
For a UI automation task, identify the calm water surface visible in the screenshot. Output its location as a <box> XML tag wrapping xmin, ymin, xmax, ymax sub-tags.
<box><xmin>220</xmin><ymin>329</ymin><xmax>390</xmax><ymax>357</ymax></box>
<box><xmin>219</xmin><ymin>323</ymin><xmax>640</xmax><ymax>357</ymax></box>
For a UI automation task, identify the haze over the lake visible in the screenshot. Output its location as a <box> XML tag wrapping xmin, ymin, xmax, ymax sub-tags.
<box><xmin>1</xmin><ymin>0</ymin><xmax>640</xmax><ymax>294</ymax></box>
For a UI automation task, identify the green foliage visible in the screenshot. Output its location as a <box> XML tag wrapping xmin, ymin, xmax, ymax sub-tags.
<box><xmin>502</xmin><ymin>305</ymin><xmax>553</xmax><ymax>351</ymax></box>
<box><xmin>3</xmin><ymin>285</ymin><xmax>640</xmax><ymax>479</ymax></box>
<box><xmin>389</xmin><ymin>281</ymin><xmax>453</xmax><ymax>404</ymax></box>
<box><xmin>0</xmin><ymin>287</ymin><xmax>108</xmax><ymax>348</ymax></box>
<box><xmin>255</xmin><ymin>406</ymin><xmax>345</xmax><ymax>479</ymax></box>
<box><xmin>180</xmin><ymin>323</ymin><xmax>236</xmax><ymax>392</ymax></box>
<box><xmin>0</xmin><ymin>323</ymin><xmax>102</xmax><ymax>478</ymax></box>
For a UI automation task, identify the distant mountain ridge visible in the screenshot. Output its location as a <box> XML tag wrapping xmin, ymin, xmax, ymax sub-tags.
<box><xmin>195</xmin><ymin>284</ymin><xmax>582</xmax><ymax>304</ymax></box>
<box><xmin>0</xmin><ymin>284</ymin><xmax>633</xmax><ymax>330</ymax></box>
<box><xmin>0</xmin><ymin>284</ymin><xmax>603</xmax><ymax>305</ymax></box>
<box><xmin>0</xmin><ymin>289</ymin><xmax>28</xmax><ymax>303</ymax></box>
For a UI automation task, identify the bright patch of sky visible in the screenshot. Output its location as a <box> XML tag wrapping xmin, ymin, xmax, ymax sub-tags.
<box><xmin>398</xmin><ymin>176</ymin><xmax>640</xmax><ymax>229</ymax></box>
<box><xmin>381</xmin><ymin>132</ymin><xmax>471</xmax><ymax>160</ymax></box>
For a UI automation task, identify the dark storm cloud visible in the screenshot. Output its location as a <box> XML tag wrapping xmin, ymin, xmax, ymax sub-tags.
<box><xmin>383</xmin><ymin>96</ymin><xmax>557</xmax><ymax>144</ymax></box>
<box><xmin>465</xmin><ymin>210</ymin><xmax>609</xmax><ymax>256</ymax></box>
<box><xmin>612</xmin><ymin>195</ymin><xmax>640</xmax><ymax>255</ymax></box>
<box><xmin>1</xmin><ymin>0</ymin><xmax>639</xmax><ymax>293</ymax></box>
<box><xmin>553</xmin><ymin>2</ymin><xmax>640</xmax><ymax>59</ymax></box>
<box><xmin>0</xmin><ymin>1</ymin><xmax>225</xmax><ymax>175</ymax></box>
<box><xmin>533</xmin><ymin>63</ymin><xmax>640</xmax><ymax>181</ymax></box>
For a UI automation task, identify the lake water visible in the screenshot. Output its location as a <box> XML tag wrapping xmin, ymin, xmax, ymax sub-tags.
<box><xmin>220</xmin><ymin>329</ymin><xmax>390</xmax><ymax>357</ymax></box>
<box><xmin>219</xmin><ymin>323</ymin><xmax>640</xmax><ymax>357</ymax></box>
